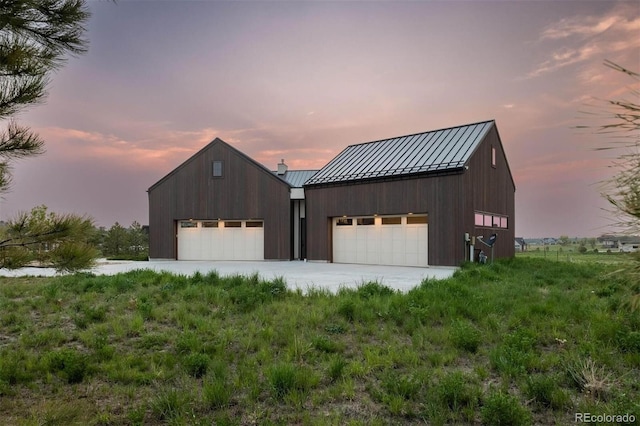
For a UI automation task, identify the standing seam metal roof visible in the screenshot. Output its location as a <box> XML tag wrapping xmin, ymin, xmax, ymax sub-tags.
<box><xmin>273</xmin><ymin>170</ymin><xmax>319</xmax><ymax>187</ymax></box>
<box><xmin>305</xmin><ymin>120</ymin><xmax>494</xmax><ymax>185</ymax></box>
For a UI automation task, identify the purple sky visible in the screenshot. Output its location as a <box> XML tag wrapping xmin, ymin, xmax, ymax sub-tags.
<box><xmin>2</xmin><ymin>1</ymin><xmax>639</xmax><ymax>238</ymax></box>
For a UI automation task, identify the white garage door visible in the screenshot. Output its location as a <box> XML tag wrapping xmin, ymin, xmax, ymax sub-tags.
<box><xmin>177</xmin><ymin>220</ymin><xmax>264</xmax><ymax>261</ymax></box>
<box><xmin>333</xmin><ymin>215</ymin><xmax>428</xmax><ymax>267</ymax></box>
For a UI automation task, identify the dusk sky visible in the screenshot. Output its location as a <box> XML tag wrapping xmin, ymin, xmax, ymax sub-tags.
<box><xmin>2</xmin><ymin>0</ymin><xmax>639</xmax><ymax>238</ymax></box>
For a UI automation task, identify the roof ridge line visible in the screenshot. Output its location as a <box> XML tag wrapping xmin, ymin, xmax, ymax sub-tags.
<box><xmin>345</xmin><ymin>119</ymin><xmax>495</xmax><ymax>148</ymax></box>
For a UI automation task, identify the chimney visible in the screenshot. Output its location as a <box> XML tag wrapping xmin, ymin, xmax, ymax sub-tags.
<box><xmin>277</xmin><ymin>159</ymin><xmax>288</xmax><ymax>175</ymax></box>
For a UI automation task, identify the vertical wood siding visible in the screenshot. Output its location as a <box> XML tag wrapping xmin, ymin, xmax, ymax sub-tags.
<box><xmin>148</xmin><ymin>139</ymin><xmax>291</xmax><ymax>259</ymax></box>
<box><xmin>463</xmin><ymin>126</ymin><xmax>516</xmax><ymax>260</ymax></box>
<box><xmin>305</xmin><ymin>173</ymin><xmax>466</xmax><ymax>266</ymax></box>
<box><xmin>305</xmin><ymin>125</ymin><xmax>515</xmax><ymax>267</ymax></box>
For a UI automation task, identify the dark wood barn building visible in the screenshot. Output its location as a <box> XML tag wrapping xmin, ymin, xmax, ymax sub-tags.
<box><xmin>148</xmin><ymin>120</ymin><xmax>515</xmax><ymax>267</ymax></box>
<box><xmin>148</xmin><ymin>139</ymin><xmax>293</xmax><ymax>260</ymax></box>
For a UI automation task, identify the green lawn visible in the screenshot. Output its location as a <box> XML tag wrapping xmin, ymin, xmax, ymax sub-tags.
<box><xmin>0</xmin><ymin>258</ymin><xmax>638</xmax><ymax>425</ymax></box>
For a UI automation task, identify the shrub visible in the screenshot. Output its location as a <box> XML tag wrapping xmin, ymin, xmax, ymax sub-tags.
<box><xmin>381</xmin><ymin>371</ymin><xmax>422</xmax><ymax>400</ymax></box>
<box><xmin>203</xmin><ymin>377</ymin><xmax>232</xmax><ymax>409</ymax></box>
<box><xmin>0</xmin><ymin>350</ymin><xmax>32</xmax><ymax>385</ymax></box>
<box><xmin>327</xmin><ymin>356</ymin><xmax>347</xmax><ymax>382</ymax></box>
<box><xmin>616</xmin><ymin>328</ymin><xmax>640</xmax><ymax>353</ymax></box>
<box><xmin>268</xmin><ymin>363</ymin><xmax>314</xmax><ymax>399</ymax></box>
<box><xmin>490</xmin><ymin>329</ymin><xmax>537</xmax><ymax>377</ymax></box>
<box><xmin>44</xmin><ymin>349</ymin><xmax>88</xmax><ymax>384</ymax></box>
<box><xmin>183</xmin><ymin>353</ymin><xmax>209</xmax><ymax>378</ymax></box>
<box><xmin>481</xmin><ymin>390</ymin><xmax>531</xmax><ymax>425</ymax></box>
<box><xmin>566</xmin><ymin>357</ymin><xmax>612</xmax><ymax>400</ymax></box>
<box><xmin>268</xmin><ymin>363</ymin><xmax>297</xmax><ymax>398</ymax></box>
<box><xmin>312</xmin><ymin>335</ymin><xmax>343</xmax><ymax>353</ymax></box>
<box><xmin>175</xmin><ymin>331</ymin><xmax>202</xmax><ymax>354</ymax></box>
<box><xmin>151</xmin><ymin>387</ymin><xmax>188</xmax><ymax>421</ymax></box>
<box><xmin>356</xmin><ymin>281</ymin><xmax>395</xmax><ymax>298</ymax></box>
<box><xmin>525</xmin><ymin>374</ymin><xmax>570</xmax><ymax>409</ymax></box>
<box><xmin>337</xmin><ymin>298</ymin><xmax>357</xmax><ymax>322</ymax></box>
<box><xmin>324</xmin><ymin>323</ymin><xmax>347</xmax><ymax>334</ymax></box>
<box><xmin>436</xmin><ymin>372</ymin><xmax>478</xmax><ymax>411</ymax></box>
<box><xmin>449</xmin><ymin>320</ymin><xmax>481</xmax><ymax>353</ymax></box>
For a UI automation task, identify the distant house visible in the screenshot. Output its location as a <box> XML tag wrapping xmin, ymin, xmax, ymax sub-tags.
<box><xmin>599</xmin><ymin>234</ymin><xmax>640</xmax><ymax>250</ymax></box>
<box><xmin>148</xmin><ymin>119</ymin><xmax>515</xmax><ymax>267</ymax></box>
<box><xmin>514</xmin><ymin>237</ymin><xmax>527</xmax><ymax>252</ymax></box>
<box><xmin>600</xmin><ymin>237</ymin><xmax>618</xmax><ymax>248</ymax></box>
<box><xmin>619</xmin><ymin>240</ymin><xmax>640</xmax><ymax>253</ymax></box>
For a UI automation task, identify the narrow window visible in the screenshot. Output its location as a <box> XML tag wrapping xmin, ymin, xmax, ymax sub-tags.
<box><xmin>382</xmin><ymin>217</ymin><xmax>402</xmax><ymax>225</ymax></box>
<box><xmin>246</xmin><ymin>221</ymin><xmax>263</xmax><ymax>228</ymax></box>
<box><xmin>500</xmin><ymin>217</ymin><xmax>508</xmax><ymax>229</ymax></box>
<box><xmin>491</xmin><ymin>146</ymin><xmax>496</xmax><ymax>168</ymax></box>
<box><xmin>474</xmin><ymin>213</ymin><xmax>484</xmax><ymax>226</ymax></box>
<box><xmin>357</xmin><ymin>218</ymin><xmax>375</xmax><ymax>225</ymax></box>
<box><xmin>180</xmin><ymin>221</ymin><xmax>197</xmax><ymax>228</ymax></box>
<box><xmin>336</xmin><ymin>218</ymin><xmax>353</xmax><ymax>226</ymax></box>
<box><xmin>484</xmin><ymin>215</ymin><xmax>493</xmax><ymax>227</ymax></box>
<box><xmin>202</xmin><ymin>221</ymin><xmax>219</xmax><ymax>228</ymax></box>
<box><xmin>407</xmin><ymin>215</ymin><xmax>428</xmax><ymax>224</ymax></box>
<box><xmin>212</xmin><ymin>160</ymin><xmax>223</xmax><ymax>177</ymax></box>
<box><xmin>224</xmin><ymin>221</ymin><xmax>241</xmax><ymax>228</ymax></box>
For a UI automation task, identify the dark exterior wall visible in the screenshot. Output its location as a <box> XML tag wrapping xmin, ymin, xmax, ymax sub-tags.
<box><xmin>304</xmin><ymin>123</ymin><xmax>516</xmax><ymax>267</ymax></box>
<box><xmin>148</xmin><ymin>139</ymin><xmax>291</xmax><ymax>259</ymax></box>
<box><xmin>463</xmin><ymin>126</ymin><xmax>516</xmax><ymax>259</ymax></box>
<box><xmin>305</xmin><ymin>173</ymin><xmax>467</xmax><ymax>266</ymax></box>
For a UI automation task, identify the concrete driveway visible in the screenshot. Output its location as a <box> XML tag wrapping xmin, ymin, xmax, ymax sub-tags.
<box><xmin>0</xmin><ymin>260</ymin><xmax>457</xmax><ymax>293</ymax></box>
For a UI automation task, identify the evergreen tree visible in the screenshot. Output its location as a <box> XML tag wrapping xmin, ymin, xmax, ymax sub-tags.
<box><xmin>0</xmin><ymin>205</ymin><xmax>98</xmax><ymax>272</ymax></box>
<box><xmin>0</xmin><ymin>0</ymin><xmax>90</xmax><ymax>190</ymax></box>
<box><xmin>0</xmin><ymin>1</ymin><xmax>94</xmax><ymax>272</ymax></box>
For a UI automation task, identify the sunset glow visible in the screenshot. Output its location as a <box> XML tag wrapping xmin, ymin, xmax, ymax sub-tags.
<box><xmin>3</xmin><ymin>1</ymin><xmax>638</xmax><ymax>237</ymax></box>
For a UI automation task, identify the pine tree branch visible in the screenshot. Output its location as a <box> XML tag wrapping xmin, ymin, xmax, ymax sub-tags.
<box><xmin>0</xmin><ymin>75</ymin><xmax>48</xmax><ymax>118</ymax></box>
<box><xmin>0</xmin><ymin>120</ymin><xmax>45</xmax><ymax>158</ymax></box>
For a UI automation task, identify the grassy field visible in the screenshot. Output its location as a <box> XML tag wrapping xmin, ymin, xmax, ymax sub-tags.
<box><xmin>517</xmin><ymin>245</ymin><xmax>636</xmax><ymax>266</ymax></box>
<box><xmin>0</xmin><ymin>258</ymin><xmax>638</xmax><ymax>425</ymax></box>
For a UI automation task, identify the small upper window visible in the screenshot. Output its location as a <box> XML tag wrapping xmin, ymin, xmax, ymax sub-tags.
<box><xmin>357</xmin><ymin>218</ymin><xmax>375</xmax><ymax>226</ymax></box>
<box><xmin>336</xmin><ymin>218</ymin><xmax>353</xmax><ymax>226</ymax></box>
<box><xmin>180</xmin><ymin>221</ymin><xmax>197</xmax><ymax>228</ymax></box>
<box><xmin>407</xmin><ymin>215</ymin><xmax>428</xmax><ymax>224</ymax></box>
<box><xmin>491</xmin><ymin>146</ymin><xmax>496</xmax><ymax>168</ymax></box>
<box><xmin>212</xmin><ymin>161</ymin><xmax>223</xmax><ymax>177</ymax></box>
<box><xmin>382</xmin><ymin>217</ymin><xmax>402</xmax><ymax>225</ymax></box>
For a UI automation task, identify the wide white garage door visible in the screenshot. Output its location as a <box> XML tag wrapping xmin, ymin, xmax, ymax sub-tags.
<box><xmin>333</xmin><ymin>215</ymin><xmax>428</xmax><ymax>267</ymax></box>
<box><xmin>177</xmin><ymin>220</ymin><xmax>264</xmax><ymax>261</ymax></box>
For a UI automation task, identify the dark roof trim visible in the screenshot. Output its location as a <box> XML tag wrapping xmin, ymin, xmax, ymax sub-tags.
<box><xmin>304</xmin><ymin>167</ymin><xmax>465</xmax><ymax>190</ymax></box>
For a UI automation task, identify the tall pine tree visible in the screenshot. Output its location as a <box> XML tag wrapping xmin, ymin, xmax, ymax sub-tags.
<box><xmin>0</xmin><ymin>1</ymin><xmax>96</xmax><ymax>272</ymax></box>
<box><xmin>0</xmin><ymin>0</ymin><xmax>89</xmax><ymax>190</ymax></box>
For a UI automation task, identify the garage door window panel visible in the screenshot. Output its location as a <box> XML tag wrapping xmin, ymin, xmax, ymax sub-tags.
<box><xmin>382</xmin><ymin>217</ymin><xmax>402</xmax><ymax>225</ymax></box>
<box><xmin>407</xmin><ymin>216</ymin><xmax>428</xmax><ymax>224</ymax></box>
